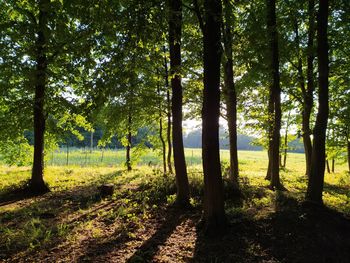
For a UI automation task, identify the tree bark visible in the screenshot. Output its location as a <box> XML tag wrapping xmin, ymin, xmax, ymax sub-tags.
<box><xmin>30</xmin><ymin>0</ymin><xmax>50</xmax><ymax>194</ymax></box>
<box><xmin>163</xmin><ymin>46</ymin><xmax>174</xmax><ymax>174</ymax></box>
<box><xmin>222</xmin><ymin>0</ymin><xmax>239</xmax><ymax>193</ymax></box>
<box><xmin>282</xmin><ymin>111</ymin><xmax>291</xmax><ymax>168</ymax></box>
<box><xmin>90</xmin><ymin>131</ymin><xmax>93</xmax><ymax>153</ymax></box>
<box><xmin>265</xmin><ymin>93</ymin><xmax>274</xmax><ymax>181</ymax></box>
<box><xmin>306</xmin><ymin>0</ymin><xmax>329</xmax><ymax>204</ymax></box>
<box><xmin>157</xmin><ymin>82</ymin><xmax>167</xmax><ymax>174</ymax></box>
<box><xmin>126</xmin><ymin>109</ymin><xmax>132</xmax><ymax>171</ymax></box>
<box><xmin>347</xmin><ymin>139</ymin><xmax>350</xmax><ymax>172</ymax></box>
<box><xmin>202</xmin><ymin>0</ymin><xmax>226</xmax><ymax>234</ymax></box>
<box><xmin>169</xmin><ymin>0</ymin><xmax>190</xmax><ymax>206</ymax></box>
<box><xmin>326</xmin><ymin>159</ymin><xmax>330</xmax><ymax>174</ymax></box>
<box><xmin>303</xmin><ymin>0</ymin><xmax>315</xmax><ymax>177</ymax></box>
<box><xmin>266</xmin><ymin>0</ymin><xmax>282</xmax><ymax>190</ymax></box>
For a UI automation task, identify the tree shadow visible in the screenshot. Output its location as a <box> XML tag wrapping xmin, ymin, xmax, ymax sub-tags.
<box><xmin>0</xmin><ymin>170</ymin><xmax>124</xmax><ymax>260</ymax></box>
<box><xmin>193</xmin><ymin>191</ymin><xmax>350</xmax><ymax>263</ymax></box>
<box><xmin>126</xmin><ymin>205</ymin><xmax>191</xmax><ymax>262</ymax></box>
<box><xmin>323</xmin><ymin>182</ymin><xmax>350</xmax><ymax>197</ymax></box>
<box><xmin>73</xmin><ymin>205</ymin><xmax>193</xmax><ymax>262</ymax></box>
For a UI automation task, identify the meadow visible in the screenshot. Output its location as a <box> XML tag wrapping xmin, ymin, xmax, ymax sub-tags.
<box><xmin>0</xmin><ymin>149</ymin><xmax>349</xmax><ymax>262</ymax></box>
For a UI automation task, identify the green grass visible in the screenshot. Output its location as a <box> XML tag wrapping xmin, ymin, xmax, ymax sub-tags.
<box><xmin>0</xmin><ymin>149</ymin><xmax>349</xmax><ymax>261</ymax></box>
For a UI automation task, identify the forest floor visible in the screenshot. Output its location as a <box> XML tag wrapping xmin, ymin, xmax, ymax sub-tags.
<box><xmin>1</xmin><ymin>160</ymin><xmax>350</xmax><ymax>262</ymax></box>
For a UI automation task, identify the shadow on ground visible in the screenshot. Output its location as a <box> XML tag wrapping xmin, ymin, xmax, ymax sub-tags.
<box><xmin>0</xmin><ymin>171</ymin><xmax>124</xmax><ymax>260</ymax></box>
<box><xmin>193</xmin><ymin>192</ymin><xmax>350</xmax><ymax>263</ymax></box>
<box><xmin>2</xmin><ymin>174</ymin><xmax>350</xmax><ymax>263</ymax></box>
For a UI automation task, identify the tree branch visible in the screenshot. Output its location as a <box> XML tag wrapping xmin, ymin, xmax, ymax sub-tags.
<box><xmin>193</xmin><ymin>0</ymin><xmax>204</xmax><ymax>32</ymax></box>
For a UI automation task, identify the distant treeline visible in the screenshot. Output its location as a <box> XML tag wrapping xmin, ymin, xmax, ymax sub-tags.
<box><xmin>24</xmin><ymin>126</ymin><xmax>304</xmax><ymax>153</ymax></box>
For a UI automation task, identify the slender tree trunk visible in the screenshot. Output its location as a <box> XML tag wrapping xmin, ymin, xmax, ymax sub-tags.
<box><xmin>126</xmin><ymin>110</ymin><xmax>132</xmax><ymax>171</ymax></box>
<box><xmin>222</xmin><ymin>0</ymin><xmax>239</xmax><ymax>193</ymax></box>
<box><xmin>304</xmin><ymin>0</ymin><xmax>315</xmax><ymax>177</ymax></box>
<box><xmin>326</xmin><ymin>159</ymin><xmax>330</xmax><ymax>174</ymax></box>
<box><xmin>282</xmin><ymin>110</ymin><xmax>291</xmax><ymax>168</ymax></box>
<box><xmin>265</xmin><ymin>95</ymin><xmax>274</xmax><ymax>181</ymax></box>
<box><xmin>306</xmin><ymin>0</ymin><xmax>329</xmax><ymax>204</ymax></box>
<box><xmin>159</xmin><ymin>117</ymin><xmax>167</xmax><ymax>174</ymax></box>
<box><xmin>163</xmin><ymin>46</ymin><xmax>174</xmax><ymax>174</ymax></box>
<box><xmin>202</xmin><ymin>0</ymin><xmax>226</xmax><ymax>234</ymax></box>
<box><xmin>347</xmin><ymin>138</ymin><xmax>350</xmax><ymax>172</ymax></box>
<box><xmin>157</xmin><ymin>82</ymin><xmax>167</xmax><ymax>174</ymax></box>
<box><xmin>30</xmin><ymin>0</ymin><xmax>50</xmax><ymax>193</ymax></box>
<box><xmin>266</xmin><ymin>0</ymin><xmax>282</xmax><ymax>190</ymax></box>
<box><xmin>169</xmin><ymin>0</ymin><xmax>190</xmax><ymax>206</ymax></box>
<box><xmin>66</xmin><ymin>143</ymin><xmax>69</xmax><ymax>166</ymax></box>
<box><xmin>331</xmin><ymin>158</ymin><xmax>335</xmax><ymax>173</ymax></box>
<box><xmin>90</xmin><ymin>131</ymin><xmax>93</xmax><ymax>153</ymax></box>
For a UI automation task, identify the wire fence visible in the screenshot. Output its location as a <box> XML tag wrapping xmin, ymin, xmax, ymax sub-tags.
<box><xmin>46</xmin><ymin>147</ymin><xmax>232</xmax><ymax>167</ymax></box>
<box><xmin>46</xmin><ymin>147</ymin><xmax>231</xmax><ymax>167</ymax></box>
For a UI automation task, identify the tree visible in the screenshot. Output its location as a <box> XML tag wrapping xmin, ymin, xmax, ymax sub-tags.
<box><xmin>0</xmin><ymin>0</ymin><xmax>108</xmax><ymax>193</ymax></box>
<box><xmin>303</xmin><ymin>0</ymin><xmax>316</xmax><ymax>177</ymax></box>
<box><xmin>265</xmin><ymin>0</ymin><xmax>283</xmax><ymax>190</ymax></box>
<box><xmin>30</xmin><ymin>0</ymin><xmax>50</xmax><ymax>193</ymax></box>
<box><xmin>168</xmin><ymin>0</ymin><xmax>190</xmax><ymax>206</ymax></box>
<box><xmin>306</xmin><ymin>0</ymin><xmax>329</xmax><ymax>204</ymax></box>
<box><xmin>222</xmin><ymin>0</ymin><xmax>239</xmax><ymax>193</ymax></box>
<box><xmin>202</xmin><ymin>0</ymin><xmax>226</xmax><ymax>233</ymax></box>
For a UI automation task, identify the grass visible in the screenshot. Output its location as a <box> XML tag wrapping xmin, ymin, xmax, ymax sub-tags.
<box><xmin>0</xmin><ymin>149</ymin><xmax>349</xmax><ymax>262</ymax></box>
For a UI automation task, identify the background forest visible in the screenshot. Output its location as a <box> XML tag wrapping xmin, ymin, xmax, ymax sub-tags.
<box><xmin>0</xmin><ymin>0</ymin><xmax>350</xmax><ymax>262</ymax></box>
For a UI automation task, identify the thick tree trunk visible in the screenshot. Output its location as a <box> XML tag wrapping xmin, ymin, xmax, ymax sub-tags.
<box><xmin>163</xmin><ymin>46</ymin><xmax>174</xmax><ymax>174</ymax></box>
<box><xmin>30</xmin><ymin>0</ymin><xmax>50</xmax><ymax>194</ymax></box>
<box><xmin>202</xmin><ymin>0</ymin><xmax>226</xmax><ymax>234</ymax></box>
<box><xmin>266</xmin><ymin>0</ymin><xmax>282</xmax><ymax>190</ymax></box>
<box><xmin>222</xmin><ymin>0</ymin><xmax>239</xmax><ymax>193</ymax></box>
<box><xmin>169</xmin><ymin>0</ymin><xmax>190</xmax><ymax>206</ymax></box>
<box><xmin>126</xmin><ymin>110</ymin><xmax>132</xmax><ymax>171</ymax></box>
<box><xmin>306</xmin><ymin>0</ymin><xmax>329</xmax><ymax>204</ymax></box>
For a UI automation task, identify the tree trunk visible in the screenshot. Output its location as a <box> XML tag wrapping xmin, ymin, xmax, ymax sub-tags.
<box><xmin>202</xmin><ymin>0</ymin><xmax>226</xmax><ymax>234</ymax></box>
<box><xmin>331</xmin><ymin>158</ymin><xmax>335</xmax><ymax>173</ymax></box>
<box><xmin>159</xmin><ymin>117</ymin><xmax>167</xmax><ymax>174</ymax></box>
<box><xmin>157</xmin><ymin>82</ymin><xmax>167</xmax><ymax>174</ymax></box>
<box><xmin>306</xmin><ymin>0</ymin><xmax>329</xmax><ymax>204</ymax></box>
<box><xmin>222</xmin><ymin>0</ymin><xmax>239</xmax><ymax>193</ymax></box>
<box><xmin>266</xmin><ymin>0</ymin><xmax>282</xmax><ymax>190</ymax></box>
<box><xmin>66</xmin><ymin>143</ymin><xmax>69</xmax><ymax>166</ymax></box>
<box><xmin>265</xmin><ymin>95</ymin><xmax>274</xmax><ymax>181</ymax></box>
<box><xmin>326</xmin><ymin>159</ymin><xmax>330</xmax><ymax>174</ymax></box>
<box><xmin>90</xmin><ymin>131</ymin><xmax>93</xmax><ymax>153</ymax></box>
<box><xmin>303</xmin><ymin>0</ymin><xmax>315</xmax><ymax>177</ymax></box>
<box><xmin>126</xmin><ymin>110</ymin><xmax>132</xmax><ymax>171</ymax></box>
<box><xmin>347</xmin><ymin>139</ymin><xmax>350</xmax><ymax>173</ymax></box>
<box><xmin>163</xmin><ymin>46</ymin><xmax>174</xmax><ymax>174</ymax></box>
<box><xmin>282</xmin><ymin>110</ymin><xmax>291</xmax><ymax>168</ymax></box>
<box><xmin>30</xmin><ymin>0</ymin><xmax>50</xmax><ymax>194</ymax></box>
<box><xmin>169</xmin><ymin>0</ymin><xmax>190</xmax><ymax>206</ymax></box>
